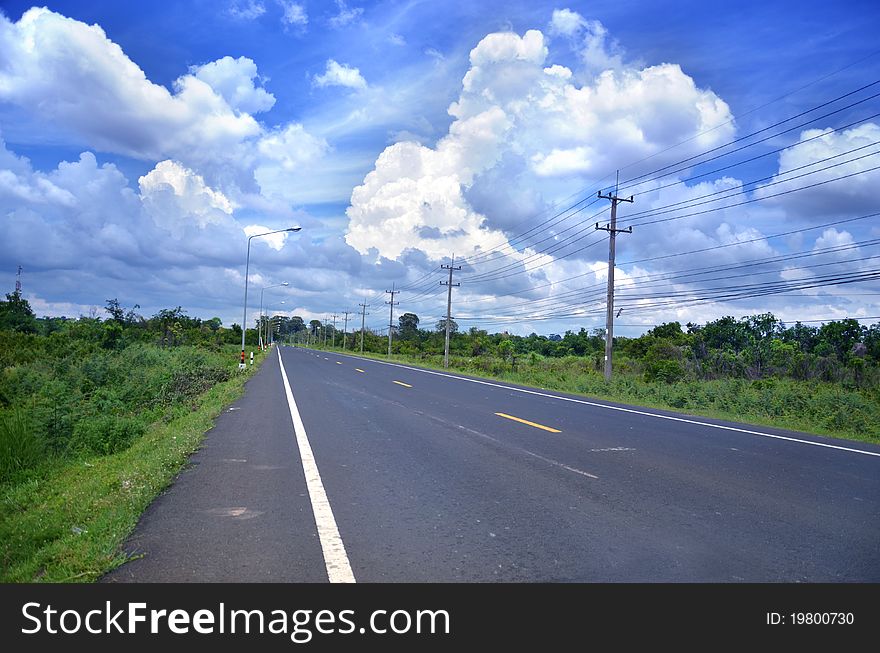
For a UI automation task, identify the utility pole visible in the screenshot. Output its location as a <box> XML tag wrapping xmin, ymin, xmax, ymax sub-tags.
<box><xmin>359</xmin><ymin>302</ymin><xmax>369</xmax><ymax>353</ymax></box>
<box><xmin>323</xmin><ymin>318</ymin><xmax>328</xmax><ymax>347</ymax></box>
<box><xmin>596</xmin><ymin>172</ymin><xmax>633</xmax><ymax>382</ymax></box>
<box><xmin>331</xmin><ymin>313</ymin><xmax>338</xmax><ymax>348</ymax></box>
<box><xmin>15</xmin><ymin>265</ymin><xmax>22</xmax><ymax>295</ymax></box>
<box><xmin>385</xmin><ymin>283</ymin><xmax>398</xmax><ymax>357</ymax></box>
<box><xmin>342</xmin><ymin>311</ymin><xmax>351</xmax><ymax>350</ymax></box>
<box><xmin>441</xmin><ymin>254</ymin><xmax>461</xmax><ymax>368</ymax></box>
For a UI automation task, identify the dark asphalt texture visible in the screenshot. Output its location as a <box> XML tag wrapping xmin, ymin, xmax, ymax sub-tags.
<box><xmin>105</xmin><ymin>345</ymin><xmax>880</xmax><ymax>582</ymax></box>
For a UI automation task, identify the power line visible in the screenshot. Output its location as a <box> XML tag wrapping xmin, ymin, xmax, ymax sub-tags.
<box><xmin>451</xmin><ymin>212</ymin><xmax>880</xmax><ymax>308</ymax></box>
<box><xmin>617</xmin><ymin>80</ymin><xmax>880</xmax><ymax>193</ymax></box>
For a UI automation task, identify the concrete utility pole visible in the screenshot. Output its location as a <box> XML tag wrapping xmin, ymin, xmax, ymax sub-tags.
<box><xmin>323</xmin><ymin>318</ymin><xmax>328</xmax><ymax>347</ymax></box>
<box><xmin>342</xmin><ymin>311</ymin><xmax>351</xmax><ymax>350</ymax></box>
<box><xmin>441</xmin><ymin>254</ymin><xmax>461</xmax><ymax>369</ymax></box>
<box><xmin>385</xmin><ymin>283</ymin><xmax>398</xmax><ymax>357</ymax></box>
<box><xmin>359</xmin><ymin>302</ymin><xmax>369</xmax><ymax>353</ymax></box>
<box><xmin>596</xmin><ymin>172</ymin><xmax>634</xmax><ymax>382</ymax></box>
<box><xmin>15</xmin><ymin>265</ymin><xmax>22</xmax><ymax>294</ymax></box>
<box><xmin>331</xmin><ymin>313</ymin><xmax>338</xmax><ymax>348</ymax></box>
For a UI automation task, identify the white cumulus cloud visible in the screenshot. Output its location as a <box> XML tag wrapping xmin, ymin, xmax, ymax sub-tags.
<box><xmin>191</xmin><ymin>56</ymin><xmax>276</xmax><ymax>114</ymax></box>
<box><xmin>139</xmin><ymin>160</ymin><xmax>234</xmax><ymax>237</ymax></box>
<box><xmin>755</xmin><ymin>123</ymin><xmax>880</xmax><ymax>218</ymax></box>
<box><xmin>548</xmin><ymin>8</ymin><xmax>587</xmax><ymax>36</ymax></box>
<box><xmin>243</xmin><ymin>224</ymin><xmax>290</xmax><ymax>251</ymax></box>
<box><xmin>0</xmin><ymin>8</ymin><xmax>261</xmax><ymax>163</ymax></box>
<box><xmin>313</xmin><ymin>60</ymin><xmax>368</xmax><ymax>90</ymax></box>
<box><xmin>346</xmin><ymin>26</ymin><xmax>734</xmax><ymax>268</ymax></box>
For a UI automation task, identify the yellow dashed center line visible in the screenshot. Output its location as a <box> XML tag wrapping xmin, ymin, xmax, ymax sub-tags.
<box><xmin>393</xmin><ymin>381</ymin><xmax>413</xmax><ymax>388</ymax></box>
<box><xmin>355</xmin><ymin>368</ymin><xmax>365</xmax><ymax>373</ymax></box>
<box><xmin>495</xmin><ymin>412</ymin><xmax>561</xmax><ymax>433</ymax></box>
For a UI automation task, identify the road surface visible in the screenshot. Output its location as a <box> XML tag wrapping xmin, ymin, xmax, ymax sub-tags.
<box><xmin>105</xmin><ymin>345</ymin><xmax>880</xmax><ymax>582</ymax></box>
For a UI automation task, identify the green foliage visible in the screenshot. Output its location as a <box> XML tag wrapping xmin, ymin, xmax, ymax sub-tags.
<box><xmin>642</xmin><ymin>340</ymin><xmax>686</xmax><ymax>383</ymax></box>
<box><xmin>398</xmin><ymin>312</ymin><xmax>420</xmax><ymax>340</ymax></box>
<box><xmin>0</xmin><ymin>408</ymin><xmax>45</xmax><ymax>483</ymax></box>
<box><xmin>0</xmin><ymin>349</ymin><xmax>263</xmax><ymax>582</ymax></box>
<box><xmin>70</xmin><ymin>415</ymin><xmax>146</xmax><ymax>456</ymax></box>
<box><xmin>0</xmin><ymin>303</ymin><xmax>244</xmax><ymax>481</ymax></box>
<box><xmin>0</xmin><ymin>291</ymin><xmax>38</xmax><ymax>334</ymax></box>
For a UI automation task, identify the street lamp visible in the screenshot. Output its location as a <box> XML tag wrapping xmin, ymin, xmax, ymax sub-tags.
<box><xmin>240</xmin><ymin>227</ymin><xmax>301</xmax><ymax>368</ymax></box>
<box><xmin>260</xmin><ymin>282</ymin><xmax>289</xmax><ymax>350</ymax></box>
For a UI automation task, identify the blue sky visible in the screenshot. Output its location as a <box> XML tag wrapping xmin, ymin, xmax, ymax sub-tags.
<box><xmin>1</xmin><ymin>0</ymin><xmax>878</xmax><ymax>335</ymax></box>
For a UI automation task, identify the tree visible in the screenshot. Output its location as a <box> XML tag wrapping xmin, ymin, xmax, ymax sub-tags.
<box><xmin>398</xmin><ymin>312</ymin><xmax>420</xmax><ymax>339</ymax></box>
<box><xmin>647</xmin><ymin>321</ymin><xmax>687</xmax><ymax>344</ymax></box>
<box><xmin>435</xmin><ymin>318</ymin><xmax>458</xmax><ymax>334</ymax></box>
<box><xmin>105</xmin><ymin>298</ymin><xmax>142</xmax><ymax>326</ymax></box>
<box><xmin>206</xmin><ymin>317</ymin><xmax>222</xmax><ymax>331</ymax></box>
<box><xmin>0</xmin><ymin>290</ymin><xmax>37</xmax><ymax>333</ymax></box>
<box><xmin>817</xmin><ymin>319</ymin><xmax>864</xmax><ymax>362</ymax></box>
<box><xmin>289</xmin><ymin>316</ymin><xmax>305</xmax><ymax>333</ymax></box>
<box><xmin>699</xmin><ymin>316</ymin><xmax>749</xmax><ymax>352</ymax></box>
<box><xmin>153</xmin><ymin>307</ymin><xmax>186</xmax><ymax>347</ymax></box>
<box><xmin>497</xmin><ymin>339</ymin><xmax>514</xmax><ymax>362</ymax></box>
<box><xmin>105</xmin><ymin>298</ymin><xmax>125</xmax><ymax>323</ymax></box>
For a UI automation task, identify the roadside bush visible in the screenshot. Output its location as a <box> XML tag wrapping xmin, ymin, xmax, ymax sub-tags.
<box><xmin>0</xmin><ymin>408</ymin><xmax>44</xmax><ymax>483</ymax></box>
<box><xmin>69</xmin><ymin>415</ymin><xmax>146</xmax><ymax>456</ymax></box>
<box><xmin>643</xmin><ymin>340</ymin><xmax>686</xmax><ymax>383</ymax></box>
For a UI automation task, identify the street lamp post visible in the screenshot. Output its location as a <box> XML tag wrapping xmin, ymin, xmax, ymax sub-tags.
<box><xmin>260</xmin><ymin>282</ymin><xmax>289</xmax><ymax>350</ymax></box>
<box><xmin>240</xmin><ymin>227</ymin><xmax>301</xmax><ymax>369</ymax></box>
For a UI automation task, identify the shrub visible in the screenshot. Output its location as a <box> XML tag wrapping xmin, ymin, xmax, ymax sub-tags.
<box><xmin>69</xmin><ymin>415</ymin><xmax>146</xmax><ymax>456</ymax></box>
<box><xmin>0</xmin><ymin>408</ymin><xmax>45</xmax><ymax>483</ymax></box>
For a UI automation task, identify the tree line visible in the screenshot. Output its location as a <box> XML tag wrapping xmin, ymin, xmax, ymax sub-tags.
<box><xmin>298</xmin><ymin>308</ymin><xmax>879</xmax><ymax>388</ymax></box>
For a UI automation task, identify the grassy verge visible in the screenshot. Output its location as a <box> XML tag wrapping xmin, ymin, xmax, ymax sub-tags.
<box><xmin>304</xmin><ymin>345</ymin><xmax>880</xmax><ymax>445</ymax></box>
<box><xmin>0</xmin><ymin>351</ymin><xmax>267</xmax><ymax>582</ymax></box>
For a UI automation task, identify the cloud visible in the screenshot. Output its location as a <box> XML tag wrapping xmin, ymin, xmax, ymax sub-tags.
<box><xmin>254</xmin><ymin>124</ymin><xmax>340</xmax><ymax>202</ymax></box>
<box><xmin>0</xmin><ymin>136</ymin><xmax>359</xmax><ymax>326</ymax></box>
<box><xmin>191</xmin><ymin>56</ymin><xmax>276</xmax><ymax>114</ymax></box>
<box><xmin>346</xmin><ymin>27</ymin><xmax>734</xmax><ymax>267</ymax></box>
<box><xmin>755</xmin><ymin>122</ymin><xmax>880</xmax><ymax>218</ymax></box>
<box><xmin>277</xmin><ymin>1</ymin><xmax>307</xmax><ymax>27</ymax></box>
<box><xmin>256</xmin><ymin>123</ymin><xmax>329</xmax><ymax>171</ymax></box>
<box><xmin>0</xmin><ymin>8</ymin><xmax>338</xmax><ymax>209</ymax></box>
<box><xmin>549</xmin><ymin>9</ymin><xmax>626</xmax><ymax>76</ymax></box>
<box><xmin>548</xmin><ymin>8</ymin><xmax>587</xmax><ymax>36</ymax></box>
<box><xmin>139</xmin><ymin>160</ymin><xmax>235</xmax><ymax>237</ymax></box>
<box><xmin>388</xmin><ymin>33</ymin><xmax>406</xmax><ymax>46</ymax></box>
<box><xmin>243</xmin><ymin>224</ymin><xmax>289</xmax><ymax>251</ymax></box>
<box><xmin>328</xmin><ymin>1</ymin><xmax>364</xmax><ymax>29</ymax></box>
<box><xmin>0</xmin><ymin>8</ymin><xmax>261</xmax><ymax>163</ymax></box>
<box><xmin>228</xmin><ymin>1</ymin><xmax>266</xmax><ymax>20</ymax></box>
<box><xmin>313</xmin><ymin>60</ymin><xmax>368</xmax><ymax>90</ymax></box>
<box><xmin>425</xmin><ymin>48</ymin><xmax>445</xmax><ymax>62</ymax></box>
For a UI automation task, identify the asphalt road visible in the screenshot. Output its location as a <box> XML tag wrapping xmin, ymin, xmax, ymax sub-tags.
<box><xmin>105</xmin><ymin>345</ymin><xmax>880</xmax><ymax>582</ymax></box>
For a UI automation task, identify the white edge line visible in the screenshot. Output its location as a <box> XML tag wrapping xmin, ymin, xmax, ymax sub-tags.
<box><xmin>295</xmin><ymin>348</ymin><xmax>880</xmax><ymax>459</ymax></box>
<box><xmin>278</xmin><ymin>348</ymin><xmax>356</xmax><ymax>583</ymax></box>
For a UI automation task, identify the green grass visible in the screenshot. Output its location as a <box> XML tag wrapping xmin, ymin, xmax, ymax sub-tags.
<box><xmin>304</xmin><ymin>345</ymin><xmax>880</xmax><ymax>445</ymax></box>
<box><xmin>0</xmin><ymin>351</ymin><xmax>266</xmax><ymax>583</ymax></box>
